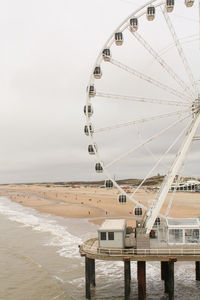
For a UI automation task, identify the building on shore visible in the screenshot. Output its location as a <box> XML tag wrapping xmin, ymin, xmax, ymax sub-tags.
<box><xmin>171</xmin><ymin>180</ymin><xmax>200</xmax><ymax>192</ymax></box>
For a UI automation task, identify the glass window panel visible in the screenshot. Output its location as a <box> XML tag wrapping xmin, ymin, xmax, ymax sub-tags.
<box><xmin>185</xmin><ymin>229</ymin><xmax>200</xmax><ymax>243</ymax></box>
<box><xmin>108</xmin><ymin>232</ymin><xmax>114</xmax><ymax>240</ymax></box>
<box><xmin>169</xmin><ymin>229</ymin><xmax>183</xmax><ymax>243</ymax></box>
<box><xmin>100</xmin><ymin>232</ymin><xmax>106</xmax><ymax>240</ymax></box>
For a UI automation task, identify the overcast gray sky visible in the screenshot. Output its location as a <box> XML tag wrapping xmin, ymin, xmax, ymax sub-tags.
<box><xmin>0</xmin><ymin>0</ymin><xmax>199</xmax><ymax>183</ymax></box>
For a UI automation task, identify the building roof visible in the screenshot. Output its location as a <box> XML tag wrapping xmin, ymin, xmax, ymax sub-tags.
<box><xmin>186</xmin><ymin>180</ymin><xmax>200</xmax><ymax>184</ymax></box>
<box><xmin>171</xmin><ymin>180</ymin><xmax>200</xmax><ymax>188</ymax></box>
<box><xmin>166</xmin><ymin>218</ymin><xmax>199</xmax><ymax>228</ymax></box>
<box><xmin>99</xmin><ymin>219</ymin><xmax>126</xmax><ymax>231</ymax></box>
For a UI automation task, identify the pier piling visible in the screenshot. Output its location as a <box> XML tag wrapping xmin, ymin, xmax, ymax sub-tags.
<box><xmin>195</xmin><ymin>261</ymin><xmax>200</xmax><ymax>281</ymax></box>
<box><xmin>124</xmin><ymin>259</ymin><xmax>131</xmax><ymax>299</ymax></box>
<box><xmin>161</xmin><ymin>261</ymin><xmax>167</xmax><ymax>280</ymax></box>
<box><xmin>85</xmin><ymin>257</ymin><xmax>95</xmax><ymax>299</ymax></box>
<box><xmin>137</xmin><ymin>261</ymin><xmax>146</xmax><ymax>300</ymax></box>
<box><xmin>91</xmin><ymin>258</ymin><xmax>96</xmax><ymax>287</ymax></box>
<box><xmin>164</xmin><ymin>262</ymin><xmax>169</xmax><ymax>294</ymax></box>
<box><xmin>164</xmin><ymin>261</ymin><xmax>174</xmax><ymax>300</ymax></box>
<box><xmin>168</xmin><ymin>262</ymin><xmax>174</xmax><ymax>300</ymax></box>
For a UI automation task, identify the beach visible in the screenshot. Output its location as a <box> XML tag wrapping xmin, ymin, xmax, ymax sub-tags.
<box><xmin>0</xmin><ymin>183</ymin><xmax>200</xmax><ymax>226</ymax></box>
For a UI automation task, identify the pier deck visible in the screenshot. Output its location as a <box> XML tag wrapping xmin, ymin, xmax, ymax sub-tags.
<box><xmin>79</xmin><ymin>238</ymin><xmax>200</xmax><ymax>261</ymax></box>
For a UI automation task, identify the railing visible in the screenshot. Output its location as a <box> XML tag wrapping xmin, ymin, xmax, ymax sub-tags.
<box><xmin>80</xmin><ymin>243</ymin><xmax>200</xmax><ymax>256</ymax></box>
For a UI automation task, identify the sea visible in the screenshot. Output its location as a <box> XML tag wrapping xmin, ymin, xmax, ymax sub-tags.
<box><xmin>0</xmin><ymin>196</ymin><xmax>199</xmax><ymax>300</ymax></box>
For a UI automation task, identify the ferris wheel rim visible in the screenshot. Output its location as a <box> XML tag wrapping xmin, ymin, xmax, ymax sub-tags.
<box><xmin>85</xmin><ymin>0</ymin><xmax>199</xmax><ymax>222</ymax></box>
<box><xmin>87</xmin><ymin>0</ymin><xmax>160</xmax><ymax>88</ymax></box>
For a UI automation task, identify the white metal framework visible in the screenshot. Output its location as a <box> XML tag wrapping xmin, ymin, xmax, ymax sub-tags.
<box><xmin>85</xmin><ymin>0</ymin><xmax>200</xmax><ymax>235</ymax></box>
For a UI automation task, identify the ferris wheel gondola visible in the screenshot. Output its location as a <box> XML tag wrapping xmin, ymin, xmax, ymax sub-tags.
<box><xmin>166</xmin><ymin>0</ymin><xmax>175</xmax><ymax>12</ymax></box>
<box><xmin>147</xmin><ymin>6</ymin><xmax>156</xmax><ymax>21</ymax></box>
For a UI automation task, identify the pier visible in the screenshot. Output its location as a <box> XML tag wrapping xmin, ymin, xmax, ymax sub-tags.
<box><xmin>79</xmin><ymin>238</ymin><xmax>200</xmax><ymax>299</ymax></box>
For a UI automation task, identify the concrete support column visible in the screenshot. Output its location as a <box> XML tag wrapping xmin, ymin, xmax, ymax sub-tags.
<box><xmin>85</xmin><ymin>257</ymin><xmax>95</xmax><ymax>299</ymax></box>
<box><xmin>137</xmin><ymin>261</ymin><xmax>146</xmax><ymax>300</ymax></box>
<box><xmin>164</xmin><ymin>262</ymin><xmax>174</xmax><ymax>300</ymax></box>
<box><xmin>124</xmin><ymin>259</ymin><xmax>131</xmax><ymax>299</ymax></box>
<box><xmin>195</xmin><ymin>261</ymin><xmax>200</xmax><ymax>281</ymax></box>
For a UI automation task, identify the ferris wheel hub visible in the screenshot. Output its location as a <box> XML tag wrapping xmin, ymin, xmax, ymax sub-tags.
<box><xmin>192</xmin><ymin>96</ymin><xmax>200</xmax><ymax>116</ymax></box>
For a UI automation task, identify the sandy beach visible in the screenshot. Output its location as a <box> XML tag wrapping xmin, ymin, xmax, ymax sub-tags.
<box><xmin>0</xmin><ymin>183</ymin><xmax>199</xmax><ymax>226</ymax></box>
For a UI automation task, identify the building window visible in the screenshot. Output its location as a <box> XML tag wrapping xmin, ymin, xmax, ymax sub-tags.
<box><xmin>185</xmin><ymin>229</ymin><xmax>200</xmax><ymax>243</ymax></box>
<box><xmin>169</xmin><ymin>229</ymin><xmax>183</xmax><ymax>243</ymax></box>
<box><xmin>108</xmin><ymin>232</ymin><xmax>114</xmax><ymax>240</ymax></box>
<box><xmin>100</xmin><ymin>232</ymin><xmax>106</xmax><ymax>240</ymax></box>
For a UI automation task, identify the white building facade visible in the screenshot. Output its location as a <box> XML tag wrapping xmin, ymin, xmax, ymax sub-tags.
<box><xmin>98</xmin><ymin>219</ymin><xmax>126</xmax><ymax>249</ymax></box>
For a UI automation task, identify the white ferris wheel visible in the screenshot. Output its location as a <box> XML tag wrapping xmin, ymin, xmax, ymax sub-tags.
<box><xmin>84</xmin><ymin>0</ymin><xmax>200</xmax><ymax>234</ymax></box>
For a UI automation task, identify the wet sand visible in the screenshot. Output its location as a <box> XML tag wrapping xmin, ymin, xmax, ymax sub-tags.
<box><xmin>0</xmin><ymin>184</ymin><xmax>199</xmax><ymax>226</ymax></box>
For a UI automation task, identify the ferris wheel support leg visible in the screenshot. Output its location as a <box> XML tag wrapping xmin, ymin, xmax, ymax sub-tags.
<box><xmin>144</xmin><ymin>113</ymin><xmax>200</xmax><ymax>234</ymax></box>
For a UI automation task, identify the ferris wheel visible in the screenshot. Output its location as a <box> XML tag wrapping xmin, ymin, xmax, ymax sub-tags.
<box><xmin>84</xmin><ymin>0</ymin><xmax>200</xmax><ymax>234</ymax></box>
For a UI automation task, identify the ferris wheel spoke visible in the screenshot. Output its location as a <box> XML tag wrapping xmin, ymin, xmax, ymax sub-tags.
<box><xmin>98</xmin><ymin>159</ymin><xmax>148</xmax><ymax>211</ymax></box>
<box><xmin>159</xmin><ymin>34</ymin><xmax>199</xmax><ymax>56</ymax></box>
<box><xmin>131</xmin><ymin>119</ymin><xmax>192</xmax><ymax>198</ymax></box>
<box><xmin>94</xmin><ymin>109</ymin><xmax>190</xmax><ymax>134</ymax></box>
<box><xmin>131</xmin><ymin>31</ymin><xmax>194</xmax><ymax>100</ymax></box>
<box><xmin>136</xmin><ymin>126</ymin><xmax>168</xmax><ymax>171</ymax></box>
<box><xmin>96</xmin><ymin>92</ymin><xmax>190</xmax><ymax>106</ymax></box>
<box><xmin>161</xmin><ymin>6</ymin><xmax>198</xmax><ymax>97</ymax></box>
<box><xmin>105</xmin><ymin>113</ymin><xmax>192</xmax><ymax>169</ymax></box>
<box><xmin>110</xmin><ymin>58</ymin><xmax>191</xmax><ymax>102</ymax></box>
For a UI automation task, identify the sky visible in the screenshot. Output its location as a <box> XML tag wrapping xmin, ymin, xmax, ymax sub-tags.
<box><xmin>0</xmin><ymin>0</ymin><xmax>199</xmax><ymax>183</ymax></box>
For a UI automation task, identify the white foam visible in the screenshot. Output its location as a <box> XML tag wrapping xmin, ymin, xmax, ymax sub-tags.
<box><xmin>53</xmin><ymin>275</ymin><xmax>65</xmax><ymax>283</ymax></box>
<box><xmin>0</xmin><ymin>196</ymin><xmax>82</xmax><ymax>258</ymax></box>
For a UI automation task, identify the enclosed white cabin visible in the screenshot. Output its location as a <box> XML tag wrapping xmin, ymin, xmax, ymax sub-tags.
<box><xmin>84</xmin><ymin>104</ymin><xmax>93</xmax><ymax>117</ymax></box>
<box><xmin>95</xmin><ymin>162</ymin><xmax>103</xmax><ymax>173</ymax></box>
<box><xmin>102</xmin><ymin>48</ymin><xmax>111</xmax><ymax>61</ymax></box>
<box><xmin>93</xmin><ymin>66</ymin><xmax>102</xmax><ymax>79</ymax></box>
<box><xmin>115</xmin><ymin>32</ymin><xmax>123</xmax><ymax>46</ymax></box>
<box><xmin>185</xmin><ymin>0</ymin><xmax>194</xmax><ymax>7</ymax></box>
<box><xmin>105</xmin><ymin>180</ymin><xmax>113</xmax><ymax>188</ymax></box>
<box><xmin>87</xmin><ymin>85</ymin><xmax>96</xmax><ymax>97</ymax></box>
<box><xmin>147</xmin><ymin>6</ymin><xmax>155</xmax><ymax>21</ymax></box>
<box><xmin>98</xmin><ymin>219</ymin><xmax>126</xmax><ymax>248</ymax></box>
<box><xmin>88</xmin><ymin>143</ymin><xmax>97</xmax><ymax>155</ymax></box>
<box><xmin>167</xmin><ymin>218</ymin><xmax>200</xmax><ymax>244</ymax></box>
<box><xmin>135</xmin><ymin>207</ymin><xmax>142</xmax><ymax>216</ymax></box>
<box><xmin>166</xmin><ymin>0</ymin><xmax>174</xmax><ymax>12</ymax></box>
<box><xmin>129</xmin><ymin>18</ymin><xmax>138</xmax><ymax>32</ymax></box>
<box><xmin>118</xmin><ymin>194</ymin><xmax>127</xmax><ymax>204</ymax></box>
<box><xmin>84</xmin><ymin>123</ymin><xmax>93</xmax><ymax>136</ymax></box>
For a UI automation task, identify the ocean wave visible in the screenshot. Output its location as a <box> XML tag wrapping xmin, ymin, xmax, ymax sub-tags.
<box><xmin>0</xmin><ymin>196</ymin><xmax>82</xmax><ymax>258</ymax></box>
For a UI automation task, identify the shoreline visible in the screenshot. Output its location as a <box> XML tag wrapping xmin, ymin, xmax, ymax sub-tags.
<box><xmin>0</xmin><ymin>184</ymin><xmax>200</xmax><ymax>226</ymax></box>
